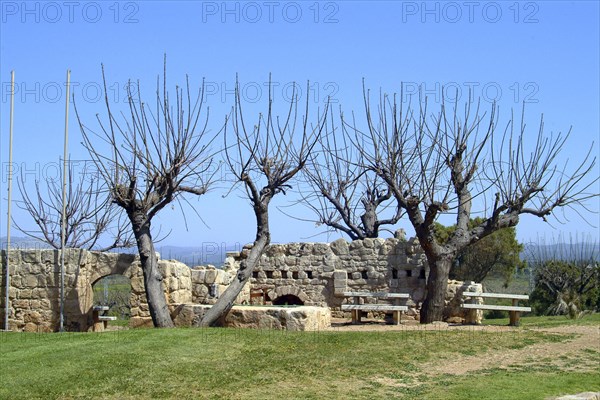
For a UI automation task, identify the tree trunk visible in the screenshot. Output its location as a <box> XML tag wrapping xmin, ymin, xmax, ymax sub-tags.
<box><xmin>361</xmin><ymin>204</ymin><xmax>378</xmax><ymax>238</ymax></box>
<box><xmin>130</xmin><ymin>212</ymin><xmax>174</xmax><ymax>328</ymax></box>
<box><xmin>199</xmin><ymin>203</ymin><xmax>270</xmax><ymax>327</ymax></box>
<box><xmin>420</xmin><ymin>256</ymin><xmax>452</xmax><ymax>323</ymax></box>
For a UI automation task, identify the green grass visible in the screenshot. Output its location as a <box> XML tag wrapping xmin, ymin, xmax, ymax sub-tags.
<box><xmin>1</xmin><ymin>316</ymin><xmax>599</xmax><ymax>399</ymax></box>
<box><xmin>483</xmin><ymin>312</ymin><xmax>600</xmax><ymax>327</ymax></box>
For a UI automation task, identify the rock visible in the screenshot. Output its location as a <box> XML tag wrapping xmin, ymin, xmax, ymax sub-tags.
<box><xmin>330</xmin><ymin>238</ymin><xmax>349</xmax><ymax>256</ymax></box>
<box><xmin>177</xmin><ymin>304</ymin><xmax>330</xmax><ymax>331</ymax></box>
<box><xmin>554</xmin><ymin>393</ymin><xmax>600</xmax><ymax>400</ymax></box>
<box><xmin>428</xmin><ymin>321</ymin><xmax>449</xmax><ymax>327</ymax></box>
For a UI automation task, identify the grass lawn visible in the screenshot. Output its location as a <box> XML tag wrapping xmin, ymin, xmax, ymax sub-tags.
<box><xmin>1</xmin><ymin>315</ymin><xmax>598</xmax><ymax>399</ymax></box>
<box><xmin>483</xmin><ymin>310</ymin><xmax>600</xmax><ymax>327</ymax></box>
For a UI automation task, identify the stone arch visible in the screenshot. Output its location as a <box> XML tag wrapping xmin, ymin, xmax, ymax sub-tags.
<box><xmin>268</xmin><ymin>285</ymin><xmax>310</xmax><ymax>305</ymax></box>
<box><xmin>71</xmin><ymin>251</ymin><xmax>139</xmax><ymax>331</ymax></box>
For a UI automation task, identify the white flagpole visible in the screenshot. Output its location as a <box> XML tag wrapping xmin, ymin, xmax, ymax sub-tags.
<box><xmin>60</xmin><ymin>70</ymin><xmax>70</xmax><ymax>332</ymax></box>
<box><xmin>4</xmin><ymin>71</ymin><xmax>15</xmax><ymax>331</ymax></box>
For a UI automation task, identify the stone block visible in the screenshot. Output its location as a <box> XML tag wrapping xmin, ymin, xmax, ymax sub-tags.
<box><xmin>312</xmin><ymin>243</ymin><xmax>330</xmax><ymax>255</ymax></box>
<box><xmin>23</xmin><ymin>275</ymin><xmax>38</xmax><ymax>288</ymax></box>
<box><xmin>204</xmin><ymin>270</ymin><xmax>217</xmax><ymax>284</ymax></box>
<box><xmin>191</xmin><ymin>269</ymin><xmax>206</xmax><ymax>283</ymax></box>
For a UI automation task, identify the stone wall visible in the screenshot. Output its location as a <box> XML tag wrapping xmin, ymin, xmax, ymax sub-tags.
<box><xmin>1</xmin><ymin>237</ymin><xmax>483</xmax><ymax>331</ymax></box>
<box><xmin>233</xmin><ymin>237</ymin><xmax>429</xmax><ymax>319</ymax></box>
<box><xmin>0</xmin><ymin>249</ymin><xmax>192</xmax><ymax>331</ymax></box>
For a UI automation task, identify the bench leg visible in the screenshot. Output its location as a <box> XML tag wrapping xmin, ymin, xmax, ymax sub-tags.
<box><xmin>392</xmin><ymin>310</ymin><xmax>401</xmax><ymax>325</ymax></box>
<box><xmin>509</xmin><ymin>311</ymin><xmax>520</xmax><ymax>326</ymax></box>
<box><xmin>351</xmin><ymin>309</ymin><xmax>362</xmax><ymax>324</ymax></box>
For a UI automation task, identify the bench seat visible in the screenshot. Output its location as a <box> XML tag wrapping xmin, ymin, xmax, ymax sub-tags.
<box><xmin>462</xmin><ymin>303</ymin><xmax>531</xmax><ymax>312</ymax></box>
<box><xmin>462</xmin><ymin>292</ymin><xmax>529</xmax><ymax>300</ymax></box>
<box><xmin>343</xmin><ymin>292</ymin><xmax>409</xmax><ymax>298</ymax></box>
<box><xmin>97</xmin><ymin>316</ymin><xmax>118</xmax><ymax>321</ymax></box>
<box><xmin>341</xmin><ymin>304</ymin><xmax>408</xmax><ymax>311</ymax></box>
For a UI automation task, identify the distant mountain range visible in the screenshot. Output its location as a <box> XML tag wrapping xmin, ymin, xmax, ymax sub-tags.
<box><xmin>0</xmin><ymin>236</ymin><xmax>242</xmax><ymax>267</ymax></box>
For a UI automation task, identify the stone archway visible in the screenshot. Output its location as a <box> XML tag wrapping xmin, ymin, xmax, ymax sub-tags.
<box><xmin>267</xmin><ymin>285</ymin><xmax>310</xmax><ymax>306</ymax></box>
<box><xmin>70</xmin><ymin>251</ymin><xmax>139</xmax><ymax>331</ymax></box>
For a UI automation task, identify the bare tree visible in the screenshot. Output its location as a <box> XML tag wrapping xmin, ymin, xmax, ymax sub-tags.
<box><xmin>75</xmin><ymin>62</ymin><xmax>218</xmax><ymax>328</ymax></box>
<box><xmin>199</xmin><ymin>79</ymin><xmax>328</xmax><ymax>327</ymax></box>
<box><xmin>14</xmin><ymin>162</ymin><xmax>133</xmax><ymax>251</ymax></box>
<box><xmin>350</xmin><ymin>84</ymin><xmax>598</xmax><ymax>323</ymax></box>
<box><xmin>293</xmin><ymin>108</ymin><xmax>402</xmax><ymax>240</ymax></box>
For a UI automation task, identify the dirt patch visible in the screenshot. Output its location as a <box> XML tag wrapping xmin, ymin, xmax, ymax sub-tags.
<box><xmin>329</xmin><ymin>318</ymin><xmax>599</xmax><ymax>378</ymax></box>
<box><xmin>422</xmin><ymin>324</ymin><xmax>599</xmax><ymax>376</ymax></box>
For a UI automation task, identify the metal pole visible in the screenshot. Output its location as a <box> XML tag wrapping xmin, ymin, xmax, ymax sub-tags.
<box><xmin>60</xmin><ymin>70</ymin><xmax>70</xmax><ymax>332</ymax></box>
<box><xmin>4</xmin><ymin>71</ymin><xmax>15</xmax><ymax>331</ymax></box>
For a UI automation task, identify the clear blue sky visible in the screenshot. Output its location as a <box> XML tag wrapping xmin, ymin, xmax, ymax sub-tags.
<box><xmin>1</xmin><ymin>0</ymin><xmax>599</xmax><ymax>250</ymax></box>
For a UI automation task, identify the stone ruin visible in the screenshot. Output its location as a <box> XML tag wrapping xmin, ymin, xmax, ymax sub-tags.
<box><xmin>0</xmin><ymin>237</ymin><xmax>482</xmax><ymax>332</ymax></box>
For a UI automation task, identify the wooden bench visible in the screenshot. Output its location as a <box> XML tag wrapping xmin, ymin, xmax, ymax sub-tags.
<box><xmin>341</xmin><ymin>292</ymin><xmax>409</xmax><ymax>325</ymax></box>
<box><xmin>92</xmin><ymin>305</ymin><xmax>117</xmax><ymax>331</ymax></box>
<box><xmin>461</xmin><ymin>292</ymin><xmax>531</xmax><ymax>326</ymax></box>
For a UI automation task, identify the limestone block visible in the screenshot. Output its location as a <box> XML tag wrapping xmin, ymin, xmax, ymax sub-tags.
<box><xmin>285</xmin><ymin>256</ymin><xmax>297</xmax><ymax>266</ymax></box>
<box><xmin>204</xmin><ymin>269</ymin><xmax>217</xmax><ymax>284</ymax></box>
<box><xmin>131</xmin><ymin>276</ymin><xmax>145</xmax><ymax>293</ymax></box>
<box><xmin>170</xmin><ymin>290</ymin><xmax>191</xmax><ymax>304</ymax></box>
<box><xmin>191</xmin><ymin>269</ymin><xmax>206</xmax><ymax>284</ymax></box>
<box><xmin>41</xmin><ymin>250</ymin><xmax>58</xmax><ymax>265</ymax></box>
<box><xmin>348</xmin><ymin>241</ymin><xmax>363</xmax><ymax>252</ymax></box>
<box><xmin>192</xmin><ymin>283</ymin><xmax>209</xmax><ymax>300</ymax></box>
<box><xmin>312</xmin><ymin>243</ymin><xmax>330</xmax><ymax>255</ymax></box>
<box><xmin>13</xmin><ymin>299</ymin><xmax>29</xmax><ymax>309</ymax></box>
<box><xmin>179</xmin><ymin>275</ymin><xmax>192</xmax><ymax>290</ymax></box>
<box><xmin>23</xmin><ymin>275</ymin><xmax>38</xmax><ymax>288</ymax></box>
<box><xmin>130</xmin><ymin>316</ymin><xmax>153</xmax><ymax>328</ymax></box>
<box><xmin>167</xmin><ymin>277</ymin><xmax>179</xmax><ymax>291</ymax></box>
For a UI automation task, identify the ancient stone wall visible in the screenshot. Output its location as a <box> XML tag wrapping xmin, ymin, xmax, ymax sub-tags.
<box><xmin>1</xmin><ymin>237</ymin><xmax>482</xmax><ymax>331</ymax></box>
<box><xmin>0</xmin><ymin>249</ymin><xmax>192</xmax><ymax>331</ymax></box>
<box><xmin>230</xmin><ymin>237</ymin><xmax>430</xmax><ymax>319</ymax></box>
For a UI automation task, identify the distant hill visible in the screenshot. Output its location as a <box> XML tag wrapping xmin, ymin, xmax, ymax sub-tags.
<box><xmin>1</xmin><ymin>236</ymin><xmax>242</xmax><ymax>267</ymax></box>
<box><xmin>522</xmin><ymin>241</ymin><xmax>599</xmax><ymax>262</ymax></box>
<box><xmin>0</xmin><ymin>236</ymin><xmax>53</xmax><ymax>250</ymax></box>
<box><xmin>154</xmin><ymin>244</ymin><xmax>244</xmax><ymax>267</ymax></box>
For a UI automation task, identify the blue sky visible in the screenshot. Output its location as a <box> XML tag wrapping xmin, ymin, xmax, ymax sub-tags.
<box><xmin>1</xmin><ymin>0</ymin><xmax>599</xmax><ymax>251</ymax></box>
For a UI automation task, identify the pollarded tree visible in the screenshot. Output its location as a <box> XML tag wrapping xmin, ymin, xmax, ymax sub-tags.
<box><xmin>75</xmin><ymin>62</ymin><xmax>218</xmax><ymax>328</ymax></box>
<box><xmin>350</xmin><ymin>84</ymin><xmax>598</xmax><ymax>323</ymax></box>
<box><xmin>15</xmin><ymin>162</ymin><xmax>133</xmax><ymax>251</ymax></box>
<box><xmin>199</xmin><ymin>78</ymin><xmax>328</xmax><ymax>327</ymax></box>
<box><xmin>294</xmin><ymin>108</ymin><xmax>403</xmax><ymax>240</ymax></box>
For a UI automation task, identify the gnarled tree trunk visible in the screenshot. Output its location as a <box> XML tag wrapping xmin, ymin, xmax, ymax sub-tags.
<box><xmin>130</xmin><ymin>212</ymin><xmax>174</xmax><ymax>328</ymax></box>
<box><xmin>199</xmin><ymin>202</ymin><xmax>270</xmax><ymax>327</ymax></box>
<box><xmin>420</xmin><ymin>255</ymin><xmax>452</xmax><ymax>323</ymax></box>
